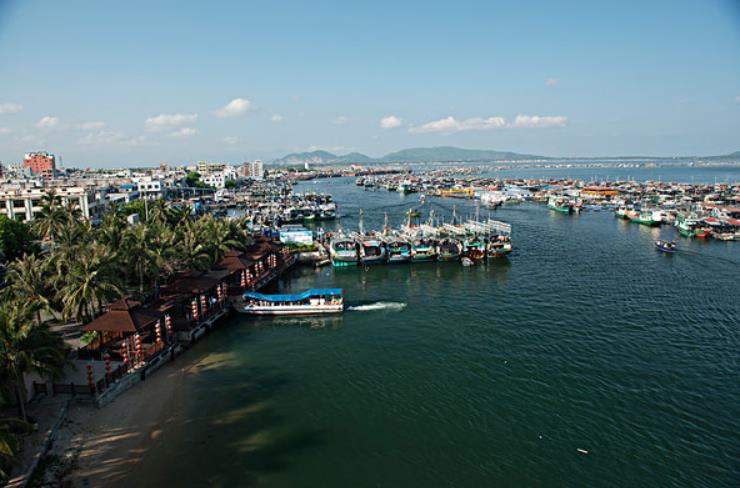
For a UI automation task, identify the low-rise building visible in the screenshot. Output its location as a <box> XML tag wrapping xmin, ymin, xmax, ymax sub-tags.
<box><xmin>0</xmin><ymin>186</ymin><xmax>101</xmax><ymax>222</ymax></box>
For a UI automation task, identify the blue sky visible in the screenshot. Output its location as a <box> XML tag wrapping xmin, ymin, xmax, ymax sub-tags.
<box><xmin>0</xmin><ymin>0</ymin><xmax>738</xmax><ymax>166</ymax></box>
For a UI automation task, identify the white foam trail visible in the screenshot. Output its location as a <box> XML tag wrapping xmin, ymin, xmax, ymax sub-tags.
<box><xmin>348</xmin><ymin>302</ymin><xmax>407</xmax><ymax>312</ymax></box>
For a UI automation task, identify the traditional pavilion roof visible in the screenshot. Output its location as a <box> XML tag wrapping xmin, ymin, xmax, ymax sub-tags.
<box><xmin>217</xmin><ymin>250</ymin><xmax>256</xmax><ymax>271</ymax></box>
<box><xmin>164</xmin><ymin>272</ymin><xmax>223</xmax><ymax>295</ymax></box>
<box><xmin>82</xmin><ymin>298</ymin><xmax>162</xmax><ymax>333</ymax></box>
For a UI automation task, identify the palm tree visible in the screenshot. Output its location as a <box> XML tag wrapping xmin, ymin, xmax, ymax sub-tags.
<box><xmin>4</xmin><ymin>253</ymin><xmax>50</xmax><ymax>325</ymax></box>
<box><xmin>0</xmin><ymin>300</ymin><xmax>67</xmax><ymax>421</ymax></box>
<box><xmin>55</xmin><ymin>243</ymin><xmax>121</xmax><ymax>323</ymax></box>
<box><xmin>121</xmin><ymin>224</ymin><xmax>159</xmax><ymax>296</ymax></box>
<box><xmin>32</xmin><ymin>191</ymin><xmax>66</xmax><ymax>242</ymax></box>
<box><xmin>174</xmin><ymin>220</ymin><xmax>210</xmax><ymax>271</ymax></box>
<box><xmin>199</xmin><ymin>216</ymin><xmax>240</xmax><ymax>267</ymax></box>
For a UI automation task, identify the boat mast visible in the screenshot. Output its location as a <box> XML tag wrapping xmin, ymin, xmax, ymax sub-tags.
<box><xmin>383</xmin><ymin>212</ymin><xmax>389</xmax><ymax>236</ymax></box>
<box><xmin>359</xmin><ymin>208</ymin><xmax>365</xmax><ymax>235</ymax></box>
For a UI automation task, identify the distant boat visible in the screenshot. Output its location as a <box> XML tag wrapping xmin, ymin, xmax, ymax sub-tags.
<box><xmin>410</xmin><ymin>237</ymin><xmax>437</xmax><ymax>262</ymax></box>
<box><xmin>438</xmin><ymin>238</ymin><xmax>462</xmax><ymax>261</ymax></box>
<box><xmin>329</xmin><ymin>234</ymin><xmax>359</xmax><ymax>267</ymax></box>
<box><xmin>357</xmin><ymin>237</ymin><xmax>387</xmax><ymax>265</ymax></box>
<box><xmin>384</xmin><ymin>236</ymin><xmax>411</xmax><ymax>263</ymax></box>
<box><xmin>547</xmin><ymin>196</ymin><xmax>575</xmax><ymax>214</ymax></box>
<box><xmin>238</xmin><ymin>288</ymin><xmax>344</xmax><ymax>315</ymax></box>
<box><xmin>655</xmin><ymin>240</ymin><xmax>676</xmax><ymax>253</ymax></box>
<box><xmin>486</xmin><ymin>235</ymin><xmax>513</xmax><ymax>258</ymax></box>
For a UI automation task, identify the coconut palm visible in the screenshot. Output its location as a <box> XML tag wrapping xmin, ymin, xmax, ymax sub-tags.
<box><xmin>0</xmin><ymin>300</ymin><xmax>67</xmax><ymax>421</ymax></box>
<box><xmin>200</xmin><ymin>216</ymin><xmax>241</xmax><ymax>267</ymax></box>
<box><xmin>56</xmin><ymin>243</ymin><xmax>121</xmax><ymax>323</ymax></box>
<box><xmin>4</xmin><ymin>253</ymin><xmax>50</xmax><ymax>325</ymax></box>
<box><xmin>174</xmin><ymin>220</ymin><xmax>210</xmax><ymax>271</ymax></box>
<box><xmin>32</xmin><ymin>191</ymin><xmax>66</xmax><ymax>242</ymax></box>
<box><xmin>121</xmin><ymin>224</ymin><xmax>159</xmax><ymax>296</ymax></box>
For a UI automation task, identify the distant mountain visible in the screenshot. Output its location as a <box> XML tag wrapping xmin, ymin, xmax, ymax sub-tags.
<box><xmin>703</xmin><ymin>151</ymin><xmax>740</xmax><ymax>161</ymax></box>
<box><xmin>273</xmin><ymin>146</ymin><xmax>545</xmax><ymax>164</ymax></box>
<box><xmin>378</xmin><ymin>146</ymin><xmax>545</xmax><ymax>162</ymax></box>
<box><xmin>273</xmin><ymin>150</ymin><xmax>374</xmax><ymax>165</ymax></box>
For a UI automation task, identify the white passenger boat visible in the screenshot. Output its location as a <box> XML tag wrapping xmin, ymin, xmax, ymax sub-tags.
<box><xmin>237</xmin><ymin>289</ymin><xmax>344</xmax><ymax>315</ymax></box>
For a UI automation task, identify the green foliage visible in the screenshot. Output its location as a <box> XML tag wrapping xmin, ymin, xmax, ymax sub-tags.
<box><xmin>0</xmin><ymin>216</ymin><xmax>37</xmax><ymax>262</ymax></box>
<box><xmin>185</xmin><ymin>172</ymin><xmax>209</xmax><ymax>188</ymax></box>
<box><xmin>80</xmin><ymin>331</ymin><xmax>98</xmax><ymax>345</ymax></box>
<box><xmin>224</xmin><ymin>179</ymin><xmax>237</xmax><ymax>189</ymax></box>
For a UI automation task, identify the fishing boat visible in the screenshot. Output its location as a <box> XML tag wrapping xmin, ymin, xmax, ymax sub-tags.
<box><xmin>237</xmin><ymin>289</ymin><xmax>344</xmax><ymax>315</ymax></box>
<box><xmin>675</xmin><ymin>215</ymin><xmax>709</xmax><ymax>238</ymax></box>
<box><xmin>655</xmin><ymin>240</ymin><xmax>676</xmax><ymax>253</ymax></box>
<box><xmin>486</xmin><ymin>235</ymin><xmax>513</xmax><ymax>258</ymax></box>
<box><xmin>438</xmin><ymin>238</ymin><xmax>462</xmax><ymax>261</ymax></box>
<box><xmin>329</xmin><ymin>234</ymin><xmax>359</xmax><ymax>266</ymax></box>
<box><xmin>357</xmin><ymin>236</ymin><xmax>387</xmax><ymax>265</ymax></box>
<box><xmin>462</xmin><ymin>237</ymin><xmax>486</xmax><ymax>261</ymax></box>
<box><xmin>547</xmin><ymin>196</ymin><xmax>575</xmax><ymax>214</ymax></box>
<box><xmin>614</xmin><ymin>206</ymin><xmax>631</xmax><ymax>219</ymax></box>
<box><xmin>384</xmin><ymin>236</ymin><xmax>412</xmax><ymax>263</ymax></box>
<box><xmin>410</xmin><ymin>237</ymin><xmax>438</xmax><ymax>262</ymax></box>
<box><xmin>629</xmin><ymin>210</ymin><xmax>661</xmax><ymax>226</ymax></box>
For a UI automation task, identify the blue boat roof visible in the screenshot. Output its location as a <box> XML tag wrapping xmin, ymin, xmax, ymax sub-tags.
<box><xmin>243</xmin><ymin>288</ymin><xmax>343</xmax><ymax>302</ymax></box>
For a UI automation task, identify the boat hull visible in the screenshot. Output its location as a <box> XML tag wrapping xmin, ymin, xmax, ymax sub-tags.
<box><xmin>237</xmin><ymin>305</ymin><xmax>344</xmax><ymax>315</ymax></box>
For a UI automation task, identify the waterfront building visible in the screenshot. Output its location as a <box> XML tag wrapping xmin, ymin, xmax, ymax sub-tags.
<box><xmin>23</xmin><ymin>151</ymin><xmax>56</xmax><ymax>178</ymax></box>
<box><xmin>0</xmin><ymin>185</ymin><xmax>100</xmax><ymax>222</ymax></box>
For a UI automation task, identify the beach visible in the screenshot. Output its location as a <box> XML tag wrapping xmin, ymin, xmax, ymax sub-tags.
<box><xmin>47</xmin><ymin>349</ymin><xmax>208</xmax><ymax>487</ymax></box>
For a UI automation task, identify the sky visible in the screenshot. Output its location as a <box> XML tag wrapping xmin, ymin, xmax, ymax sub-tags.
<box><xmin>0</xmin><ymin>0</ymin><xmax>739</xmax><ymax>166</ymax></box>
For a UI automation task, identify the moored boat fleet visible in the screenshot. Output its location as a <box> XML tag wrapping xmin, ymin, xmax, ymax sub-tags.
<box><xmin>327</xmin><ymin>210</ymin><xmax>513</xmax><ymax>267</ymax></box>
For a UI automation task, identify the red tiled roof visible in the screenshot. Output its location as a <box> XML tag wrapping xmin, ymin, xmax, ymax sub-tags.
<box><xmin>82</xmin><ymin>298</ymin><xmax>162</xmax><ymax>333</ymax></box>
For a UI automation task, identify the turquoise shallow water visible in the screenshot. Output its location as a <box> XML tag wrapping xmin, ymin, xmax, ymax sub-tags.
<box><xmin>128</xmin><ymin>177</ymin><xmax>739</xmax><ymax>487</ymax></box>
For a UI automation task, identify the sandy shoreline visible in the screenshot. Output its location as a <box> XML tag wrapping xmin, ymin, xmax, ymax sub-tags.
<box><xmin>46</xmin><ymin>349</ymin><xmax>206</xmax><ymax>487</ymax></box>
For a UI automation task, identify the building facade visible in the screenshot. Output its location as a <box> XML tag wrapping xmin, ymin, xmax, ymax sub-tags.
<box><xmin>23</xmin><ymin>151</ymin><xmax>56</xmax><ymax>178</ymax></box>
<box><xmin>0</xmin><ymin>186</ymin><xmax>100</xmax><ymax>222</ymax></box>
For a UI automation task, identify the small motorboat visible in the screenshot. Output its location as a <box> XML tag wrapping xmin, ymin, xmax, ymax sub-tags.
<box><xmin>655</xmin><ymin>240</ymin><xmax>677</xmax><ymax>253</ymax></box>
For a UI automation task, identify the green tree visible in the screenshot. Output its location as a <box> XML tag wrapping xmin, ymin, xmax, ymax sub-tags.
<box><xmin>0</xmin><ymin>300</ymin><xmax>67</xmax><ymax>421</ymax></box>
<box><xmin>4</xmin><ymin>253</ymin><xmax>50</xmax><ymax>325</ymax></box>
<box><xmin>0</xmin><ymin>216</ymin><xmax>37</xmax><ymax>262</ymax></box>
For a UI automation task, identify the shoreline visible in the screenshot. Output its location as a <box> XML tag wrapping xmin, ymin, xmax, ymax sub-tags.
<box><xmin>44</xmin><ymin>345</ymin><xmax>209</xmax><ymax>487</ymax></box>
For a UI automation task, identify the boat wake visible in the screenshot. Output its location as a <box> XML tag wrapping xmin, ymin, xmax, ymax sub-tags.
<box><xmin>348</xmin><ymin>302</ymin><xmax>407</xmax><ymax>312</ymax></box>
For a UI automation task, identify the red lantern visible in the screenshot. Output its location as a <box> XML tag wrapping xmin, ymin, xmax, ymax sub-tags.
<box><xmin>86</xmin><ymin>363</ymin><xmax>94</xmax><ymax>390</ymax></box>
<box><xmin>121</xmin><ymin>340</ymin><xmax>129</xmax><ymax>366</ymax></box>
<box><xmin>191</xmin><ymin>299</ymin><xmax>199</xmax><ymax>320</ymax></box>
<box><xmin>217</xmin><ymin>285</ymin><xmax>223</xmax><ymax>304</ymax></box>
<box><xmin>240</xmin><ymin>270</ymin><xmax>246</xmax><ymax>287</ymax></box>
<box><xmin>134</xmin><ymin>333</ymin><xmax>142</xmax><ymax>364</ymax></box>
<box><xmin>155</xmin><ymin>321</ymin><xmax>162</xmax><ymax>345</ymax></box>
<box><xmin>200</xmin><ymin>295</ymin><xmax>207</xmax><ymax>314</ymax></box>
<box><xmin>165</xmin><ymin>314</ymin><xmax>172</xmax><ymax>335</ymax></box>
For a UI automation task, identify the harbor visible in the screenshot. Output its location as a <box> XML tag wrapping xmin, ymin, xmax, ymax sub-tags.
<box><xmin>50</xmin><ymin>171</ymin><xmax>740</xmax><ymax>488</ymax></box>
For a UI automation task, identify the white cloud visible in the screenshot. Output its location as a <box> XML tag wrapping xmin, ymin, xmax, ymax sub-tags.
<box><xmin>77</xmin><ymin>131</ymin><xmax>125</xmax><ymax>145</ymax></box>
<box><xmin>545</xmin><ymin>78</ymin><xmax>559</xmax><ymax>87</ymax></box>
<box><xmin>36</xmin><ymin>115</ymin><xmax>59</xmax><ymax>129</ymax></box>
<box><xmin>215</xmin><ymin>98</ymin><xmax>253</xmax><ymax>117</ymax></box>
<box><xmin>170</xmin><ymin>127</ymin><xmax>198</xmax><ymax>138</ymax></box>
<box><xmin>15</xmin><ymin>134</ymin><xmax>44</xmax><ymax>145</ymax></box>
<box><xmin>79</xmin><ymin>121</ymin><xmax>105</xmax><ymax>130</ymax></box>
<box><xmin>510</xmin><ymin>114</ymin><xmax>567</xmax><ymax>128</ymax></box>
<box><xmin>409</xmin><ymin>114</ymin><xmax>567</xmax><ymax>133</ymax></box>
<box><xmin>0</xmin><ymin>103</ymin><xmax>23</xmax><ymax>114</ymax></box>
<box><xmin>409</xmin><ymin>116</ymin><xmax>506</xmax><ymax>133</ymax></box>
<box><xmin>271</xmin><ymin>114</ymin><xmax>284</xmax><ymax>122</ymax></box>
<box><xmin>332</xmin><ymin>115</ymin><xmax>348</xmax><ymax>125</ymax></box>
<box><xmin>380</xmin><ymin>115</ymin><xmax>402</xmax><ymax>129</ymax></box>
<box><xmin>223</xmin><ymin>136</ymin><xmax>239</xmax><ymax>144</ymax></box>
<box><xmin>145</xmin><ymin>113</ymin><xmax>197</xmax><ymax>131</ymax></box>
<box><xmin>0</xmin><ymin>127</ymin><xmax>12</xmax><ymax>136</ymax></box>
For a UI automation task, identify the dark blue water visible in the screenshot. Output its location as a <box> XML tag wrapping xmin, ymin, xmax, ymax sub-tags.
<box><xmin>129</xmin><ymin>175</ymin><xmax>740</xmax><ymax>488</ymax></box>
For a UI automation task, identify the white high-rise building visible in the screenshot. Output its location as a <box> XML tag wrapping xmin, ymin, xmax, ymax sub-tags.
<box><xmin>247</xmin><ymin>160</ymin><xmax>264</xmax><ymax>180</ymax></box>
